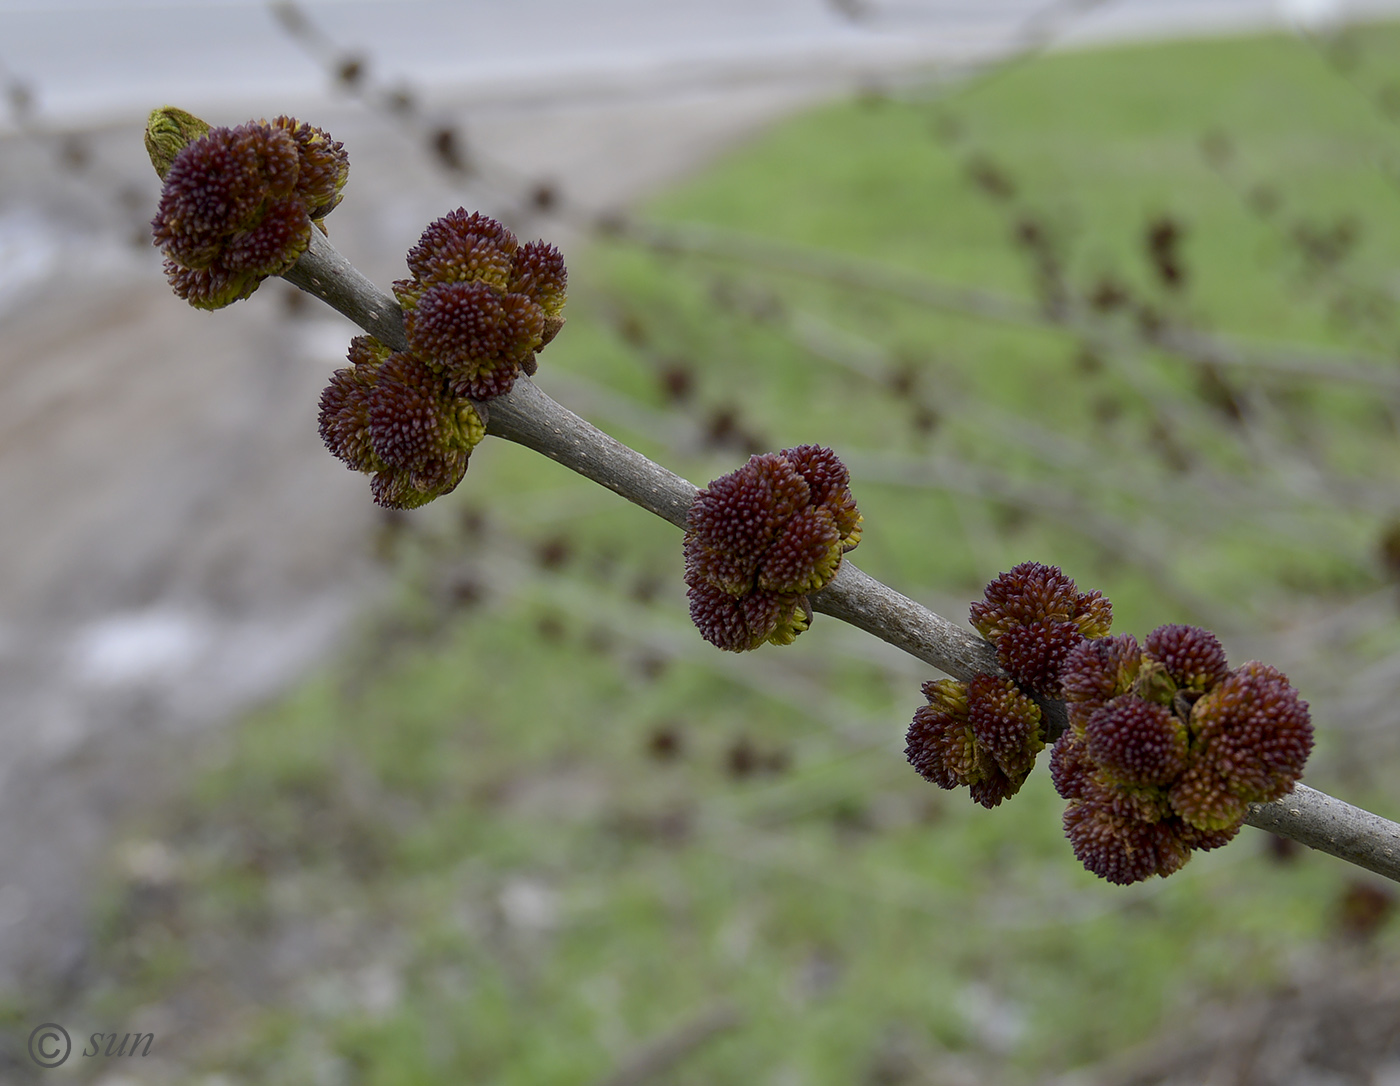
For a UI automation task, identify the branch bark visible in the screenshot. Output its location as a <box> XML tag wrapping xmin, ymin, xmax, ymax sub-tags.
<box><xmin>279</xmin><ymin>229</ymin><xmax>1400</xmax><ymax>885</ymax></box>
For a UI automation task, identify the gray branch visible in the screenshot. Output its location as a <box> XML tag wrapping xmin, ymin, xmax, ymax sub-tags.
<box><xmin>1245</xmin><ymin>785</ymin><xmax>1400</xmax><ymax>883</ymax></box>
<box><xmin>278</xmin><ymin>231</ymin><xmax>1400</xmax><ymax>885</ymax></box>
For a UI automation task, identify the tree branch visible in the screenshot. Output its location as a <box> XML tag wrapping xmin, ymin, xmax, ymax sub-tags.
<box><xmin>279</xmin><ymin>228</ymin><xmax>1400</xmax><ymax>885</ymax></box>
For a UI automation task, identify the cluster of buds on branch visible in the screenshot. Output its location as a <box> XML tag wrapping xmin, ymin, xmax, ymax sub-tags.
<box><xmin>316</xmin><ymin>210</ymin><xmax>566</xmax><ymax>507</ymax></box>
<box><xmin>148</xmin><ymin>108</ymin><xmax>565</xmax><ymax>509</ymax></box>
<box><xmin>143</xmin><ymin>106</ymin><xmax>1400</xmax><ymax>888</ymax></box>
<box><xmin>149</xmin><ymin>109</ymin><xmax>348</xmax><ymax>309</ymax></box>
<box><xmin>906</xmin><ymin>562</ymin><xmax>1313</xmax><ymax>884</ymax></box>
<box><xmin>684</xmin><ymin>445</ymin><xmax>861</xmax><ymax>651</ymax></box>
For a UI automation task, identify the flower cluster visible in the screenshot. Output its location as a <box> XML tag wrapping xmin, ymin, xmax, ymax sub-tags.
<box><xmin>318</xmin><ymin>210</ymin><xmax>568</xmax><ymax>509</ymax></box>
<box><xmin>317</xmin><ymin>336</ymin><xmax>486</xmax><ymax>509</ymax></box>
<box><xmin>684</xmin><ymin>445</ymin><xmax>862</xmax><ymax>651</ymax></box>
<box><xmin>1052</xmin><ymin>624</ymin><xmax>1313</xmax><ymax>884</ymax></box>
<box><xmin>905</xmin><ymin>562</ymin><xmax>1104</xmax><ymax>805</ymax></box>
<box><xmin>393</xmin><ymin>208</ymin><xmax>567</xmax><ymax>401</ymax></box>
<box><xmin>905</xmin><ymin>562</ymin><xmax>1312</xmax><ymax>883</ymax></box>
<box><xmin>150</xmin><ymin>113</ymin><xmax>348</xmax><ymax>309</ymax></box>
<box><xmin>906</xmin><ymin>674</ymin><xmax>1044</xmax><ymax>807</ymax></box>
<box><xmin>970</xmin><ymin>561</ymin><xmax>1113</xmax><ymax>697</ymax></box>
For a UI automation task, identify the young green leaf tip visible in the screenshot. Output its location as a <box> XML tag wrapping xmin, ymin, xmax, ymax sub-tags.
<box><xmin>684</xmin><ymin>445</ymin><xmax>862</xmax><ymax>651</ymax></box>
<box><xmin>907</xmin><ymin>561</ymin><xmax>1312</xmax><ymax>884</ymax></box>
<box><xmin>148</xmin><ymin>109</ymin><xmax>348</xmax><ymax>309</ymax></box>
<box><xmin>319</xmin><ymin>209</ymin><xmax>567</xmax><ymax>508</ymax></box>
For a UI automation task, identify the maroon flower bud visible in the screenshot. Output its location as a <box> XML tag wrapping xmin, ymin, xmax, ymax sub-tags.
<box><xmin>510</xmin><ymin>239</ymin><xmax>569</xmax><ymax>320</ymax></box>
<box><xmin>970</xmin><ymin>561</ymin><xmax>1112</xmax><ymax>643</ymax></box>
<box><xmin>1063</xmin><ymin>799</ymin><xmax>1194</xmax><ymax>885</ymax></box>
<box><xmin>1060</xmin><ymin>633</ymin><xmax>1142</xmax><ymax>731</ymax></box>
<box><xmin>404</xmin><ymin>207</ymin><xmax>518</xmax><ymax>290</ymax></box>
<box><xmin>317</xmin><ymin>335</ymin><xmax>390</xmax><ymax>474</ymax></box>
<box><xmin>1049</xmin><ymin>731</ymin><xmax>1094</xmax><ymax>801</ymax></box>
<box><xmin>995</xmin><ymin>619</ymin><xmax>1085</xmax><ymax>699</ymax></box>
<box><xmin>907</xmin><ymin>678</ymin><xmax>1016</xmax><ymax>807</ymax></box>
<box><xmin>1167</xmin><ymin>762</ymin><xmax>1249</xmax><ymax>834</ymax></box>
<box><xmin>905</xmin><ymin>674</ymin><xmax>1043</xmax><ymax>808</ymax></box>
<box><xmin>969</xmin><ymin>561</ymin><xmax>1112</xmax><ymax>697</ymax></box>
<box><xmin>272</xmin><ymin>115</ymin><xmax>349</xmax><ymax>218</ymax></box>
<box><xmin>151</xmin><ymin>116</ymin><xmax>347</xmax><ymax>309</ymax></box>
<box><xmin>394</xmin><ymin>210</ymin><xmax>567</xmax><ymax>401</ymax></box>
<box><xmin>967</xmin><ymin>673</ymin><xmax>1045</xmax><ymax>781</ymax></box>
<box><xmin>1144</xmin><ymin>623</ymin><xmax>1230</xmax><ymax>693</ymax></box>
<box><xmin>1170</xmin><ymin>661</ymin><xmax>1312</xmax><ymax>830</ymax></box>
<box><xmin>784</xmin><ymin>443</ymin><xmax>863</xmax><ymax>546</ymax></box>
<box><xmin>683</xmin><ymin>582</ymin><xmax>807</xmax><ymax>654</ymax></box>
<box><xmin>317</xmin><ymin>336</ymin><xmax>484</xmax><ymax>509</ymax></box>
<box><xmin>1083</xmin><ymin>695</ymin><xmax>1189</xmax><ymax>789</ymax></box>
<box><xmin>684</xmin><ymin>446</ymin><xmax>860</xmax><ymax>651</ymax></box>
<box><xmin>1052</xmin><ymin>731</ymin><xmax>1169</xmax><ymax>824</ymax></box>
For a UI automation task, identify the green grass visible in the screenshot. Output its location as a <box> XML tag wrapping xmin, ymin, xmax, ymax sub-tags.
<box><xmin>44</xmin><ymin>24</ymin><xmax>1400</xmax><ymax>1085</ymax></box>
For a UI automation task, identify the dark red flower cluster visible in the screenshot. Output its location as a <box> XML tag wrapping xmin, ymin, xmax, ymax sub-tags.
<box><xmin>684</xmin><ymin>445</ymin><xmax>861</xmax><ymax>651</ymax></box>
<box><xmin>394</xmin><ymin>209</ymin><xmax>567</xmax><ymax>401</ymax></box>
<box><xmin>1053</xmin><ymin>624</ymin><xmax>1312</xmax><ymax>884</ymax></box>
<box><xmin>905</xmin><ymin>562</ymin><xmax>1107</xmax><ymax>807</ymax></box>
<box><xmin>905</xmin><ymin>674</ymin><xmax>1044</xmax><ymax>807</ymax></box>
<box><xmin>318</xmin><ymin>210</ymin><xmax>569</xmax><ymax>508</ymax></box>
<box><xmin>970</xmin><ymin>562</ymin><xmax>1113</xmax><ymax>697</ymax></box>
<box><xmin>317</xmin><ymin>336</ymin><xmax>486</xmax><ymax>509</ymax></box>
<box><xmin>151</xmin><ymin>116</ymin><xmax>348</xmax><ymax>309</ymax></box>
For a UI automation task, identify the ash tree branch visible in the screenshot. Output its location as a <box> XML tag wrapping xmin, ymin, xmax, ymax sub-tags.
<box><xmin>284</xmin><ymin>227</ymin><xmax>1400</xmax><ymax>886</ymax></box>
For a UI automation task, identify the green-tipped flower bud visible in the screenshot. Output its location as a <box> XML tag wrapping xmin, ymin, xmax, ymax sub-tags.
<box><xmin>317</xmin><ymin>335</ymin><xmax>484</xmax><ymax>509</ymax></box>
<box><xmin>969</xmin><ymin>561</ymin><xmax>1112</xmax><ymax>697</ymax></box>
<box><xmin>393</xmin><ymin>210</ymin><xmax>567</xmax><ymax>401</ymax></box>
<box><xmin>1060</xmin><ymin>633</ymin><xmax>1142</xmax><ymax>731</ymax></box>
<box><xmin>273</xmin><ymin>115</ymin><xmax>349</xmax><ymax>219</ymax></box>
<box><xmin>684</xmin><ymin>445</ymin><xmax>860</xmax><ymax>651</ymax></box>
<box><xmin>967</xmin><ymin>672</ymin><xmax>1045</xmax><ymax>781</ymax></box>
<box><xmin>1143</xmin><ymin>623</ymin><xmax>1230</xmax><ymax>694</ymax></box>
<box><xmin>1050</xmin><ymin>618</ymin><xmax>1310</xmax><ymax>882</ymax></box>
<box><xmin>971</xmin><ymin>561</ymin><xmax>1112</xmax><ymax>643</ymax></box>
<box><xmin>404</xmin><ymin>208</ymin><xmax>518</xmax><ymax>290</ymax></box>
<box><xmin>683</xmin><ymin>582</ymin><xmax>809</xmax><ymax>654</ymax></box>
<box><xmin>1063</xmin><ymin>798</ymin><xmax>1195</xmax><ymax>885</ymax></box>
<box><xmin>1170</xmin><ymin>661</ymin><xmax>1312</xmax><ymax>830</ymax></box>
<box><xmin>510</xmin><ymin>240</ymin><xmax>569</xmax><ymax>321</ymax></box>
<box><xmin>150</xmin><ymin>114</ymin><xmax>348</xmax><ymax>309</ymax></box>
<box><xmin>905</xmin><ymin>673</ymin><xmax>1043</xmax><ymax>809</ymax></box>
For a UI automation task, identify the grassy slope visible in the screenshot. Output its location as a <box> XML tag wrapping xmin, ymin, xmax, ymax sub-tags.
<box><xmin>31</xmin><ymin>26</ymin><xmax>1400</xmax><ymax>1086</ymax></box>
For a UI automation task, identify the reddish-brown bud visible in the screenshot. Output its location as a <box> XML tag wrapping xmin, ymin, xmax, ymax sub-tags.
<box><xmin>906</xmin><ymin>674</ymin><xmax>1043</xmax><ymax>808</ymax></box>
<box><xmin>1083</xmin><ymin>695</ymin><xmax>1189</xmax><ymax>789</ymax></box>
<box><xmin>151</xmin><ymin>116</ymin><xmax>347</xmax><ymax>309</ymax></box>
<box><xmin>1144</xmin><ymin>623</ymin><xmax>1230</xmax><ymax>693</ymax></box>
<box><xmin>1171</xmin><ymin>661</ymin><xmax>1312</xmax><ymax>829</ymax></box>
<box><xmin>684</xmin><ymin>446</ymin><xmax>860</xmax><ymax>651</ymax></box>
<box><xmin>317</xmin><ymin>336</ymin><xmax>484</xmax><ymax>509</ymax></box>
<box><xmin>969</xmin><ymin>561</ymin><xmax>1112</xmax><ymax>696</ymax></box>
<box><xmin>405</xmin><ymin>207</ymin><xmax>517</xmax><ymax>290</ymax></box>
<box><xmin>970</xmin><ymin>561</ymin><xmax>1112</xmax><ymax>643</ymax></box>
<box><xmin>1063</xmin><ymin>800</ymin><xmax>1194</xmax><ymax>885</ymax></box>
